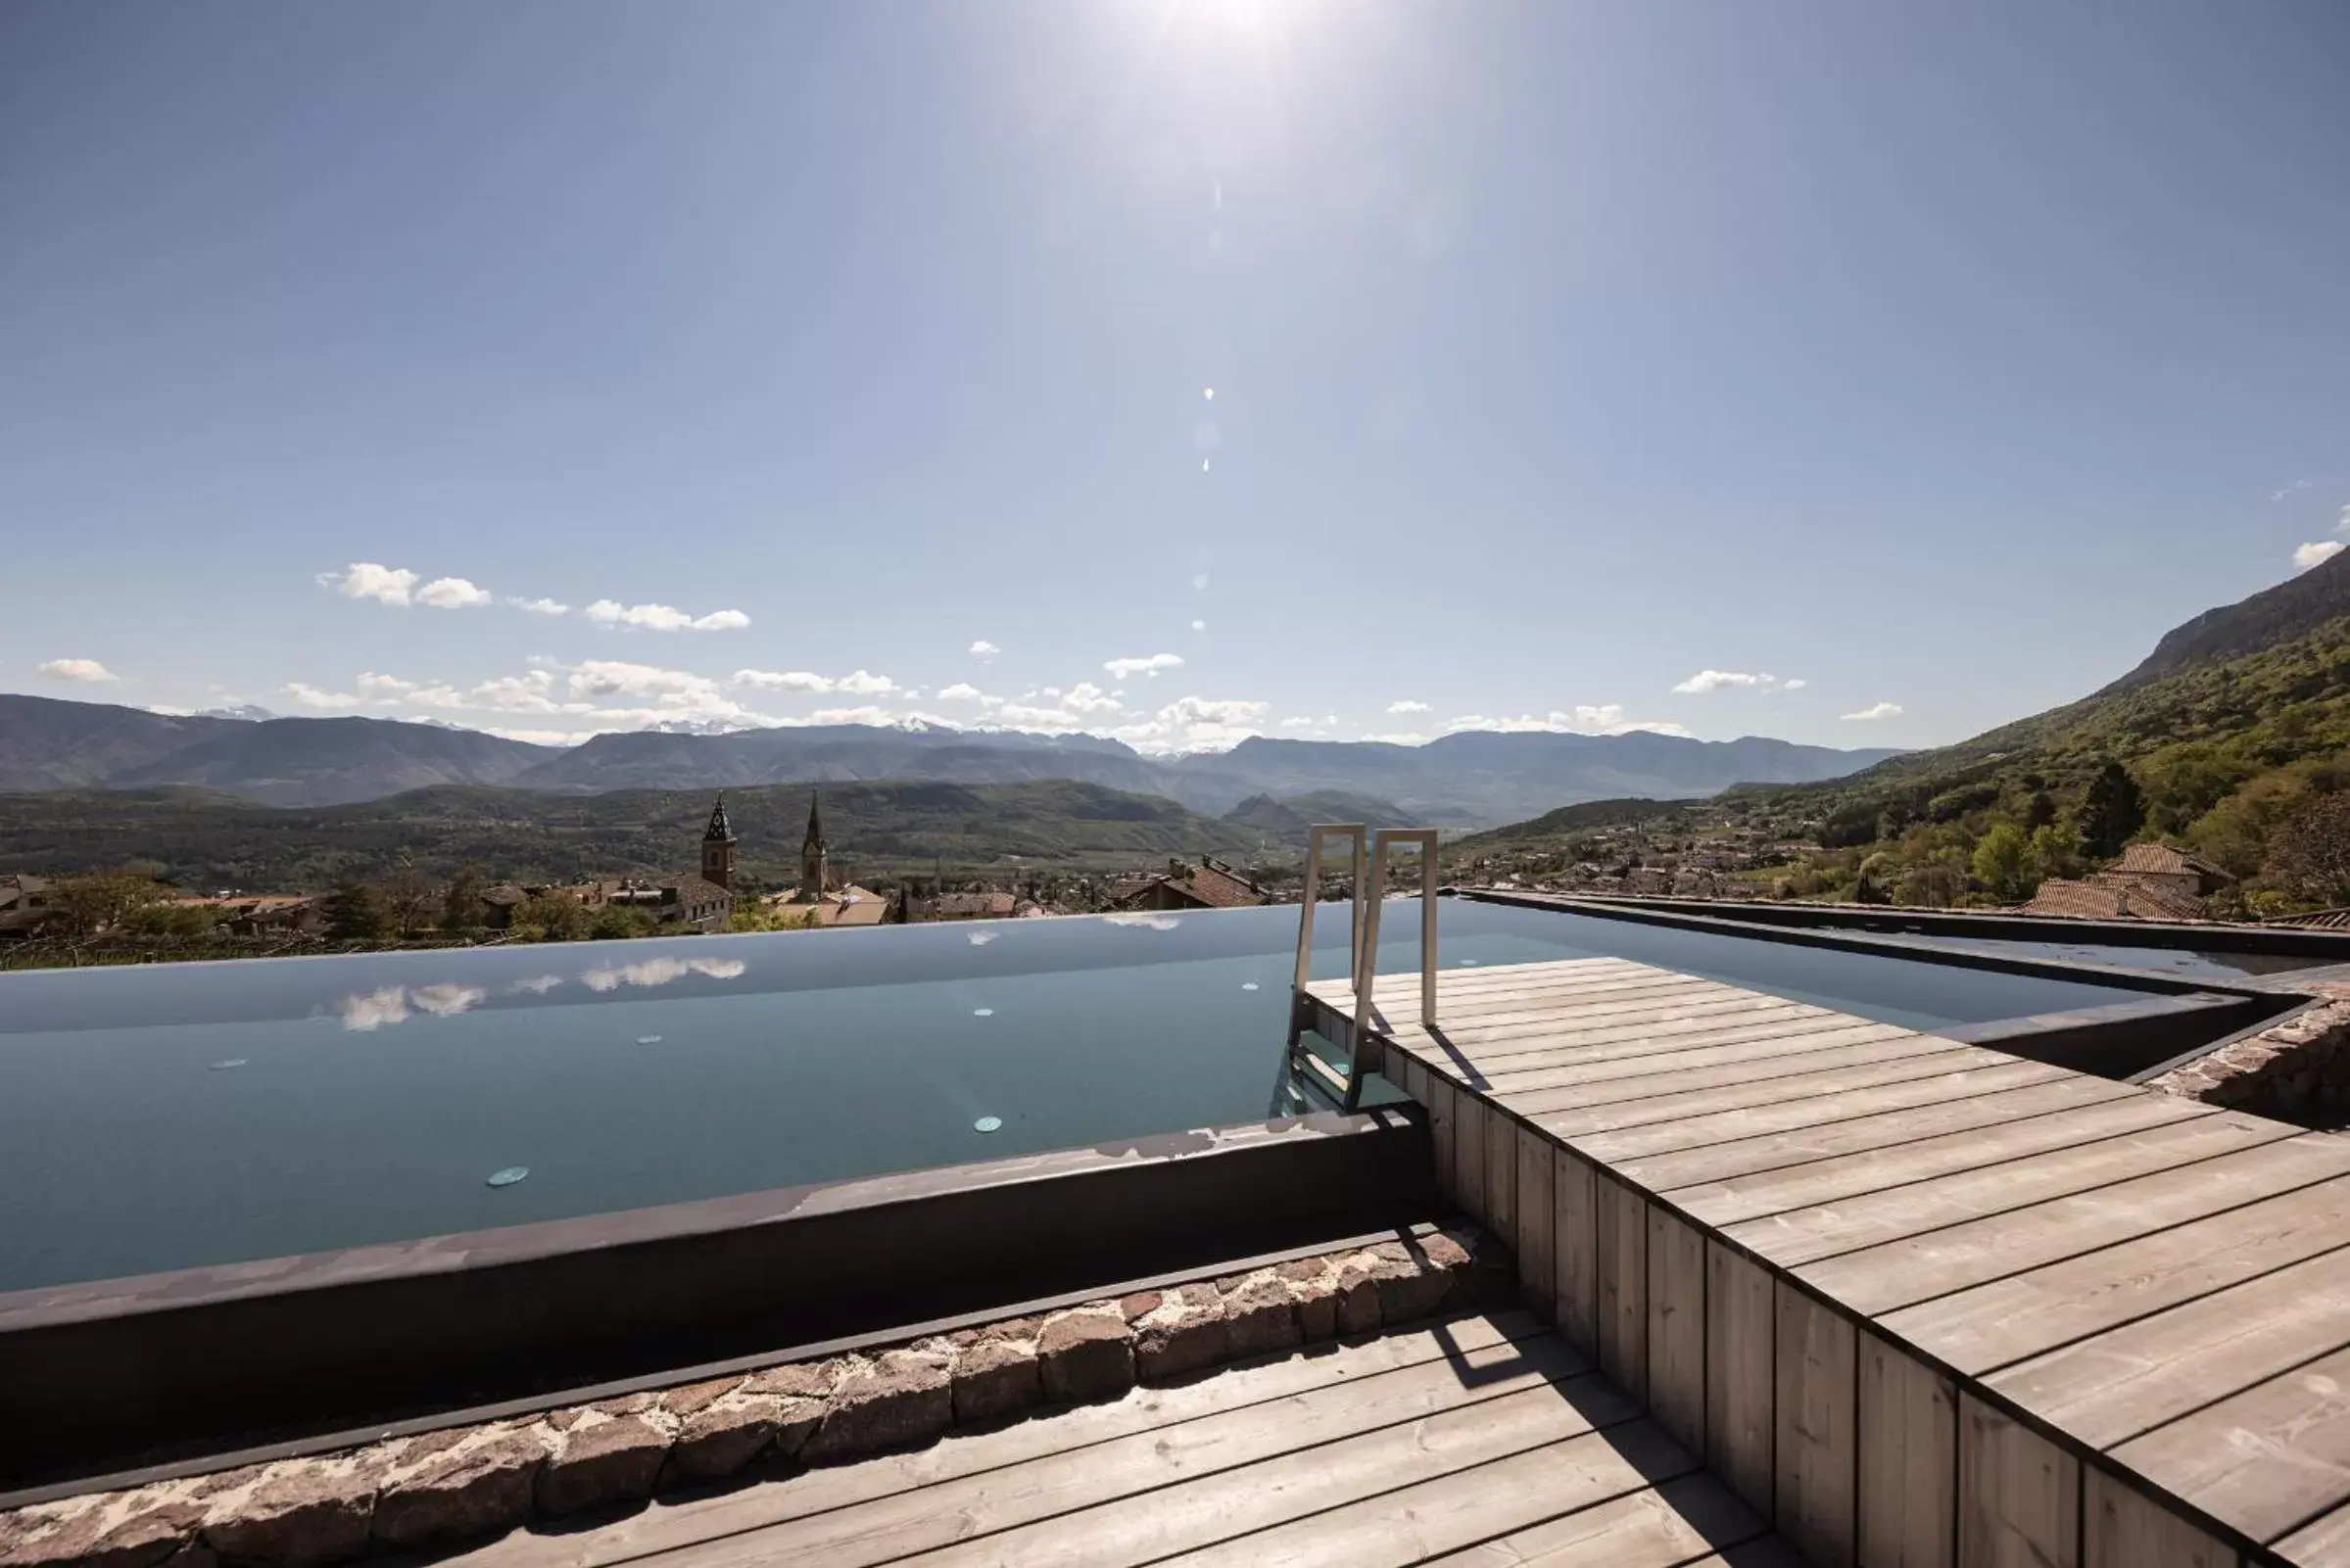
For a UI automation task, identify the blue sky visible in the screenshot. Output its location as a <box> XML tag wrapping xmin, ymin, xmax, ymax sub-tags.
<box><xmin>3</xmin><ymin>1</ymin><xmax>2345</xmax><ymax>754</ymax></box>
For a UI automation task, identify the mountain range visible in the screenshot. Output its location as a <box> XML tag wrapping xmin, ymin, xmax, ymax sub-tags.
<box><xmin>0</xmin><ymin>693</ymin><xmax>1899</xmax><ymax>826</ymax></box>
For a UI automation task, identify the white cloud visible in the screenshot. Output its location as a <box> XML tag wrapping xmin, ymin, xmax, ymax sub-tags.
<box><xmin>1102</xmin><ymin>694</ymin><xmax>1270</xmax><ymax>753</ymax></box>
<box><xmin>469</xmin><ymin>671</ymin><xmax>563</xmax><ymax>713</ymax></box>
<box><xmin>480</xmin><ymin>727</ymin><xmax>579</xmax><ymax>745</ymax></box>
<box><xmin>2336</xmin><ymin>504</ymin><xmax>2350</xmax><ymax>536</ymax></box>
<box><xmin>1440</xmin><ymin>707</ymin><xmax>1693</xmax><ymax>737</ymax></box>
<box><xmin>409</xmin><ymin>983</ymin><xmax>487</xmax><ymax>1017</ymax></box>
<box><xmin>2293</xmin><ymin>541</ymin><xmax>2344</xmax><ymax>572</ymax></box>
<box><xmin>1105</xmin><ymin>652</ymin><xmax>1184</xmax><ymax>680</ymax></box>
<box><xmin>37</xmin><ymin>657</ymin><xmax>120</xmax><ymax>683</ymax></box>
<box><xmin>1191</xmin><ymin>619</ymin><xmax>1206</xmax><ymax>632</ymax></box>
<box><xmin>415</xmin><ymin>577</ymin><xmax>493</xmax><ymax>610</ymax></box>
<box><xmin>1783</xmin><ymin>678</ymin><xmax>1808</xmax><ymax>690</ymax></box>
<box><xmin>1841</xmin><ymin>701</ymin><xmax>1904</xmax><ymax>722</ymax></box>
<box><xmin>1672</xmin><ymin>669</ymin><xmax>1799</xmax><ymax>695</ymax></box>
<box><xmin>317</xmin><ymin>563</ymin><xmax>419</xmax><ymax>606</ymax></box>
<box><xmin>811</xmin><ymin>705</ymin><xmax>903</xmax><ymax>727</ymax></box>
<box><xmin>836</xmin><ymin>670</ymin><xmax>899</xmax><ymax>696</ymax></box>
<box><xmin>1360</xmin><ymin>732</ymin><xmax>1430</xmax><ymax>745</ymax></box>
<box><xmin>936</xmin><ymin>682</ymin><xmax>985</xmax><ymax>701</ymax></box>
<box><xmin>1388</xmin><ymin>699</ymin><xmax>1430</xmax><ymax>714</ymax></box>
<box><xmin>2272</xmin><ymin>479</ymin><xmax>2314</xmax><ymax>501</ymax></box>
<box><xmin>1191</xmin><ymin>574</ymin><xmax>1209</xmax><ymax>590</ymax></box>
<box><xmin>1060</xmin><ymin>682</ymin><xmax>1121</xmax><ymax>714</ymax></box>
<box><xmin>732</xmin><ymin>669</ymin><xmax>834</xmax><ymax>692</ymax></box>
<box><xmin>584</xmin><ymin>599</ymin><xmax>750</xmax><ymax>632</ymax></box>
<box><xmin>283</xmin><ymin>682</ymin><xmax>363</xmax><ymax>709</ymax></box>
<box><xmin>969</xmin><ymin>640</ymin><xmax>1000</xmax><ymax>658</ymax></box>
<box><xmin>581</xmin><ymin>956</ymin><xmax>746</xmax><ymax>992</ymax></box>
<box><xmin>569</xmin><ymin>659</ymin><xmax>718</xmax><ymax>700</ymax></box>
<box><xmin>508</xmin><ymin>596</ymin><xmax>570</xmax><ymax>616</ymax></box>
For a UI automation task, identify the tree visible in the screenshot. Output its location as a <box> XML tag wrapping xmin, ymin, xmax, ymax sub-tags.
<box><xmin>380</xmin><ymin>859</ymin><xmax>440</xmax><ymax>936</ymax></box>
<box><xmin>2079</xmin><ymin>761</ymin><xmax>2146</xmax><ymax>859</ymax></box>
<box><xmin>49</xmin><ymin>867</ymin><xmax>167</xmax><ymax>936</ymax></box>
<box><xmin>1970</xmin><ymin>824</ymin><xmax>2032</xmax><ymax>901</ymax></box>
<box><xmin>2263</xmin><ymin>792</ymin><xmax>2350</xmax><ymax>908</ymax></box>
<box><xmin>322</xmin><ymin>879</ymin><xmax>391</xmax><ymax>940</ymax></box>
<box><xmin>512</xmin><ymin>893</ymin><xmax>593</xmax><ymax>941</ymax></box>
<box><xmin>2026</xmin><ymin>823</ymin><xmax>2080</xmax><ymax>884</ymax></box>
<box><xmin>442</xmin><ymin>865</ymin><xmax>488</xmax><ymax>932</ymax></box>
<box><xmin>2022</xmin><ymin>790</ymin><xmax>2056</xmax><ymax>832</ymax></box>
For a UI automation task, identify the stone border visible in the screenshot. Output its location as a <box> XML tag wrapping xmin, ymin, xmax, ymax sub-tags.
<box><xmin>2151</xmin><ymin>983</ymin><xmax>2350</xmax><ymax>1123</ymax></box>
<box><xmin>0</xmin><ymin>1229</ymin><xmax>1513</xmax><ymax>1568</ymax></box>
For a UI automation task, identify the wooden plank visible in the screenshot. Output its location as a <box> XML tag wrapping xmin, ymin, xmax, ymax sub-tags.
<box><xmin>1454</xmin><ymin>1088</ymin><xmax>1488</xmax><ymax>1224</ymax></box>
<box><xmin>1164</xmin><ymin>1421</ymin><xmax>1703</xmax><ymax>1568</ymax></box>
<box><xmin>1670</xmin><ymin>1093</ymin><xmax>2217</xmax><ymax>1231</ymax></box>
<box><xmin>1505</xmin><ymin>1030</ymin><xmax>1955</xmax><ymax>1120</ymax></box>
<box><xmin>840</xmin><ymin>1378</ymin><xmax>1651</xmax><ymax>1568</ymax></box>
<box><xmin>1649</xmin><ymin>1206</ymin><xmax>1708</xmax><ymax>1457</ymax></box>
<box><xmin>1482</xmin><ymin>1022</ymin><xmax>1933</xmax><ymax>1102</ymax></box>
<box><xmin>1369</xmin><ymin>983</ymin><xmax>1749</xmax><ymax>1035</ymax></box>
<box><xmin>1874</xmin><ymin>1168</ymin><xmax>2350</xmax><ymax>1374</ymax></box>
<box><xmin>1616</xmin><ymin>1071</ymin><xmax>2152</xmax><ymax>1194</ymax></box>
<box><xmin>1857</xmin><ymin>1328</ymin><xmax>1957</xmax><ymax>1568</ymax></box>
<box><xmin>1777</xmin><ymin>1279</ymin><xmax>1859</xmax><ymax>1568</ymax></box>
<box><xmin>1572</xmin><ymin>1060</ymin><xmax>2073</xmax><ymax>1165</ymax></box>
<box><xmin>1958</xmin><ymin>1392</ymin><xmax>2079</xmax><ymax>1568</ymax></box>
<box><xmin>1319</xmin><ymin>957</ymin><xmax>1667</xmax><ymax>1003</ymax></box>
<box><xmin>1417</xmin><ymin>1471</ymin><xmax>1769</xmax><ymax>1566</ymax></box>
<box><xmin>1427</xmin><ymin>1073</ymin><xmax>1459</xmax><ymax>1208</ymax></box>
<box><xmin>1798</xmin><ymin>1136</ymin><xmax>2350</xmax><ymax>1322</ymax></box>
<box><xmin>1515</xmin><ymin>1120</ymin><xmax>1558</xmax><ymax>1318</ymax></box>
<box><xmin>1557</xmin><ymin>1146</ymin><xmax>1599</xmax><ymax>1354</ymax></box>
<box><xmin>462</xmin><ymin>1311</ymin><xmax>1555</xmax><ymax>1568</ymax></box>
<box><xmin>1485</xmin><ymin>1096</ymin><xmax>1518</xmax><ymax>1244</ymax></box>
<box><xmin>1988</xmin><ymin>1242</ymin><xmax>2350</xmax><ymax>1449</ymax></box>
<box><xmin>2111</xmin><ymin>1338</ymin><xmax>2350</xmax><ymax>1551</ymax></box>
<box><xmin>1707</xmin><ymin>1241</ymin><xmax>1777</xmax><ymax>1521</ymax></box>
<box><xmin>1598</xmin><ymin>1172</ymin><xmax>1650</xmax><ymax>1398</ymax></box>
<box><xmin>1436</xmin><ymin>1005</ymin><xmax>1860</xmax><ymax>1081</ymax></box>
<box><xmin>2276</xmin><ymin>1497</ymin><xmax>2350</xmax><ymax>1567</ymax></box>
<box><xmin>2083</xmin><ymin>1468</ymin><xmax>2236</xmax><ymax>1568</ymax></box>
<box><xmin>1530</xmin><ymin>1043</ymin><xmax>1998</xmax><ymax>1139</ymax></box>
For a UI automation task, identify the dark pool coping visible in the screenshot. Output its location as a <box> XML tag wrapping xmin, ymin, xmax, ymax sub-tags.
<box><xmin>1453</xmin><ymin>887</ymin><xmax>2278</xmax><ymax>998</ymax></box>
<box><xmin>0</xmin><ymin>1107</ymin><xmax>1437</xmax><ymax>1492</ymax></box>
<box><xmin>1566</xmin><ymin>891</ymin><xmax>2350</xmax><ymax>964</ymax></box>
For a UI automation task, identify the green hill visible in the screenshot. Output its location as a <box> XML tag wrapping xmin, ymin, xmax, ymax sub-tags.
<box><xmin>0</xmin><ymin>780</ymin><xmax>1273</xmax><ymax>892</ymax></box>
<box><xmin>1712</xmin><ymin>554</ymin><xmax>2350</xmax><ymax>908</ymax></box>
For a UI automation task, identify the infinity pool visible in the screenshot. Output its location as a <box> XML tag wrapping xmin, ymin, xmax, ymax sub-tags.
<box><xmin>0</xmin><ymin>898</ymin><xmax>2159</xmax><ymax>1291</ymax></box>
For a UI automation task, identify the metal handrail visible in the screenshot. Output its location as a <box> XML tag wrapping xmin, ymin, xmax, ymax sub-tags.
<box><xmin>1288</xmin><ymin>825</ymin><xmax>1368</xmax><ymax>1048</ymax></box>
<box><xmin>1348</xmin><ymin>829</ymin><xmax>1440</xmax><ymax>1111</ymax></box>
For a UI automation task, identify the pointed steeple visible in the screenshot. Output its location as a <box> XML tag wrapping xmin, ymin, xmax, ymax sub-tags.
<box><xmin>803</xmin><ymin>791</ymin><xmax>825</xmax><ymax>853</ymax></box>
<box><xmin>699</xmin><ymin>792</ymin><xmax>740</xmax><ymax>891</ymax></box>
<box><xmin>799</xmin><ymin>791</ymin><xmax>832</xmax><ymax>898</ymax></box>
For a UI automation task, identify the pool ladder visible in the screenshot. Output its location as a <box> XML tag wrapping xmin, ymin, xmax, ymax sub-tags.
<box><xmin>1287</xmin><ymin>826</ymin><xmax>1441</xmax><ymax>1113</ymax></box>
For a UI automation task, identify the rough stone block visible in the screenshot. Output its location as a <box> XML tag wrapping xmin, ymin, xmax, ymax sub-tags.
<box><xmin>1361</xmin><ymin>1242</ymin><xmax>1453</xmax><ymax>1324</ymax></box>
<box><xmin>1037</xmin><ymin>1307</ymin><xmax>1135</xmax><ymax>1402</ymax></box>
<box><xmin>1221</xmin><ymin>1273</ymin><xmax>1304</xmax><ymax>1356</ymax></box>
<box><xmin>952</xmin><ymin>1335</ymin><xmax>1043</xmax><ymax>1424</ymax></box>
<box><xmin>803</xmin><ymin>1352</ymin><xmax>953</xmax><ymax>1461</ymax></box>
<box><xmin>201</xmin><ymin>1463</ymin><xmax>379</xmax><ymax>1567</ymax></box>
<box><xmin>534</xmin><ymin>1414</ymin><xmax>673</xmax><ymax>1515</ymax></box>
<box><xmin>1332</xmin><ymin>1262</ymin><xmax>1382</xmax><ymax>1336</ymax></box>
<box><xmin>1131</xmin><ymin>1284</ymin><xmax>1233</xmax><ymax>1380</ymax></box>
<box><xmin>372</xmin><ymin>1429</ymin><xmax>547</xmax><ymax>1549</ymax></box>
<box><xmin>665</xmin><ymin>1394</ymin><xmax>800</xmax><ymax>1484</ymax></box>
<box><xmin>745</xmin><ymin>1359</ymin><xmax>841</xmax><ymax>1402</ymax></box>
<box><xmin>5</xmin><ymin>1492</ymin><xmax>206</xmax><ymax>1568</ymax></box>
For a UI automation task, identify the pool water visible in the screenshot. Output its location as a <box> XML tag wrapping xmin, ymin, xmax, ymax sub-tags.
<box><xmin>0</xmin><ymin>899</ymin><xmax>2152</xmax><ymax>1291</ymax></box>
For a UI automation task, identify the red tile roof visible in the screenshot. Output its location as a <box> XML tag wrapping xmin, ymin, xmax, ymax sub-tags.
<box><xmin>2113</xmin><ymin>842</ymin><xmax>2226</xmax><ymax>880</ymax></box>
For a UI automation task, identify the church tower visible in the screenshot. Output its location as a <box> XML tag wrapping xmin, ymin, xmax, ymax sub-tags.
<box><xmin>800</xmin><ymin>791</ymin><xmax>832</xmax><ymax>898</ymax></box>
<box><xmin>700</xmin><ymin>793</ymin><xmax>739</xmax><ymax>890</ymax></box>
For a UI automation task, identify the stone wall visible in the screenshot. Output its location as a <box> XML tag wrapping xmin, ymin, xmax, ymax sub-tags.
<box><xmin>2150</xmin><ymin>985</ymin><xmax>2350</xmax><ymax>1126</ymax></box>
<box><xmin>0</xmin><ymin>1228</ymin><xmax>1514</xmax><ymax>1568</ymax></box>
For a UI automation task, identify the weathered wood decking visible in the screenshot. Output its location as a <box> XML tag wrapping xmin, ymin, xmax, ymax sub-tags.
<box><xmin>446</xmin><ymin>1310</ymin><xmax>1806</xmax><ymax>1568</ymax></box>
<box><xmin>1304</xmin><ymin>955</ymin><xmax>2350</xmax><ymax>1568</ymax></box>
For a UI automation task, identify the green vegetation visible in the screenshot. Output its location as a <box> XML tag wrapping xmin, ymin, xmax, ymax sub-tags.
<box><xmin>0</xmin><ymin>779</ymin><xmax>1271</xmax><ymax>892</ymax></box>
<box><xmin>1718</xmin><ymin>618</ymin><xmax>2350</xmax><ymax>911</ymax></box>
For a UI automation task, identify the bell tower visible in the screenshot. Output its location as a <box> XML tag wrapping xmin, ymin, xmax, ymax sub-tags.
<box><xmin>800</xmin><ymin>791</ymin><xmax>832</xmax><ymax>897</ymax></box>
<box><xmin>700</xmin><ymin>793</ymin><xmax>739</xmax><ymax>890</ymax></box>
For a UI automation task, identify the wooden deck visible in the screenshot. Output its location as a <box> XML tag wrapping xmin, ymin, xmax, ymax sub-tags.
<box><xmin>444</xmin><ymin>1310</ymin><xmax>1808</xmax><ymax>1568</ymax></box>
<box><xmin>1303</xmin><ymin>956</ymin><xmax>2350</xmax><ymax>1568</ymax></box>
